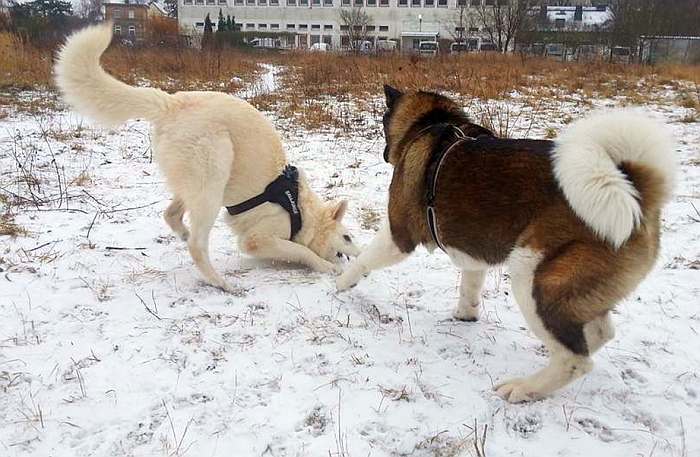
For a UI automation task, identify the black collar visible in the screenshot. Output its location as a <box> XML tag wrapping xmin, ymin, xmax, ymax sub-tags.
<box><xmin>423</xmin><ymin>124</ymin><xmax>473</xmax><ymax>251</ymax></box>
<box><xmin>225</xmin><ymin>165</ymin><xmax>302</xmax><ymax>240</ymax></box>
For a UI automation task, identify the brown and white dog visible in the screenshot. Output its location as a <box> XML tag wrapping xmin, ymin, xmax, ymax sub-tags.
<box><xmin>337</xmin><ymin>86</ymin><xmax>675</xmax><ymax>402</ymax></box>
<box><xmin>55</xmin><ymin>24</ymin><xmax>360</xmax><ymax>292</ymax></box>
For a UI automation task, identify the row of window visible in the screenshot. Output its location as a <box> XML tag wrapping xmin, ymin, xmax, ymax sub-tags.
<box><xmin>111</xmin><ymin>9</ymin><xmax>137</xmax><ymax>18</ymax></box>
<box><xmin>225</xmin><ymin>23</ymin><xmax>391</xmax><ymax>31</ymax></box>
<box><xmin>183</xmin><ymin>0</ymin><xmax>494</xmax><ymax>6</ymax></box>
<box><xmin>114</xmin><ymin>25</ymin><xmax>137</xmax><ymax>36</ymax></box>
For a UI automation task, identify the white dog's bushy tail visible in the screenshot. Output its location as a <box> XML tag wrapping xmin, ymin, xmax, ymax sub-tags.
<box><xmin>54</xmin><ymin>23</ymin><xmax>174</xmax><ymax>127</ymax></box>
<box><xmin>553</xmin><ymin>110</ymin><xmax>675</xmax><ymax>249</ymax></box>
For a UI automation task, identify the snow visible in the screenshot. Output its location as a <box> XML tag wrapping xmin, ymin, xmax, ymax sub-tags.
<box><xmin>0</xmin><ymin>68</ymin><xmax>699</xmax><ymax>457</ymax></box>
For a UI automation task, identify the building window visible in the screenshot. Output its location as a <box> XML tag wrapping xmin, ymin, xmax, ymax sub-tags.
<box><xmin>469</xmin><ymin>26</ymin><xmax>479</xmax><ymax>32</ymax></box>
<box><xmin>311</xmin><ymin>35</ymin><xmax>320</xmax><ymax>44</ymax></box>
<box><xmin>206</xmin><ymin>0</ymin><xmax>215</xmax><ymax>4</ymax></box>
<box><xmin>341</xmin><ymin>0</ymin><xmax>350</xmax><ymax>4</ymax></box>
<box><xmin>366</xmin><ymin>25</ymin><xmax>375</xmax><ymax>31</ymax></box>
<box><xmin>353</xmin><ymin>25</ymin><xmax>362</xmax><ymax>31</ymax></box>
<box><xmin>379</xmin><ymin>0</ymin><xmax>388</xmax><ymax>5</ymax></box>
<box><xmin>555</xmin><ymin>18</ymin><xmax>565</xmax><ymax>28</ymax></box>
<box><xmin>271</xmin><ymin>23</ymin><xmax>279</xmax><ymax>29</ymax></box>
<box><xmin>195</xmin><ymin>0</ymin><xmax>203</xmax><ymax>4</ymax></box>
<box><xmin>323</xmin><ymin>0</ymin><xmax>333</xmax><ymax>5</ymax></box>
<box><xmin>287</xmin><ymin>24</ymin><xmax>295</xmax><ymax>29</ymax></box>
<box><xmin>367</xmin><ymin>0</ymin><xmax>376</xmax><ymax>5</ymax></box>
<box><xmin>299</xmin><ymin>24</ymin><xmax>308</xmax><ymax>30</ymax></box>
<box><xmin>183</xmin><ymin>0</ymin><xmax>192</xmax><ymax>4</ymax></box>
<box><xmin>437</xmin><ymin>0</ymin><xmax>446</xmax><ymax>6</ymax></box>
<box><xmin>323</xmin><ymin>35</ymin><xmax>332</xmax><ymax>45</ymax></box>
<box><xmin>324</xmin><ymin>24</ymin><xmax>333</xmax><ymax>30</ymax></box>
<box><xmin>398</xmin><ymin>0</ymin><xmax>407</xmax><ymax>5</ymax></box>
<box><xmin>128</xmin><ymin>9</ymin><xmax>134</xmax><ymax>19</ymax></box>
<box><xmin>470</xmin><ymin>0</ymin><xmax>480</xmax><ymax>5</ymax></box>
<box><xmin>311</xmin><ymin>0</ymin><xmax>320</xmax><ymax>5</ymax></box>
<box><xmin>196</xmin><ymin>22</ymin><xmax>204</xmax><ymax>27</ymax></box>
<box><xmin>379</xmin><ymin>25</ymin><xmax>388</xmax><ymax>31</ymax></box>
<box><xmin>411</xmin><ymin>0</ymin><xmax>420</xmax><ymax>6</ymax></box>
<box><xmin>287</xmin><ymin>0</ymin><xmax>296</xmax><ymax>4</ymax></box>
<box><xmin>114</xmin><ymin>25</ymin><xmax>121</xmax><ymax>35</ymax></box>
<box><xmin>425</xmin><ymin>0</ymin><xmax>434</xmax><ymax>5</ymax></box>
<box><xmin>311</xmin><ymin>24</ymin><xmax>321</xmax><ymax>30</ymax></box>
<box><xmin>246</xmin><ymin>23</ymin><xmax>255</xmax><ymax>28</ymax></box>
<box><xmin>455</xmin><ymin>26</ymin><xmax>464</xmax><ymax>32</ymax></box>
<box><xmin>113</xmin><ymin>9</ymin><xmax>121</xmax><ymax>18</ymax></box>
<box><xmin>128</xmin><ymin>25</ymin><xmax>136</xmax><ymax>37</ymax></box>
<box><xmin>270</xmin><ymin>0</ymin><xmax>279</xmax><ymax>4</ymax></box>
<box><xmin>340</xmin><ymin>25</ymin><xmax>349</xmax><ymax>31</ymax></box>
<box><xmin>235</xmin><ymin>0</ymin><xmax>243</xmax><ymax>4</ymax></box>
<box><xmin>259</xmin><ymin>0</ymin><xmax>267</xmax><ymax>4</ymax></box>
<box><xmin>354</xmin><ymin>0</ymin><xmax>362</xmax><ymax>5</ymax></box>
<box><xmin>456</xmin><ymin>0</ymin><xmax>465</xmax><ymax>5</ymax></box>
<box><xmin>341</xmin><ymin>36</ymin><xmax>349</xmax><ymax>47</ymax></box>
<box><xmin>218</xmin><ymin>0</ymin><xmax>226</xmax><ymax>4</ymax></box>
<box><xmin>484</xmin><ymin>0</ymin><xmax>494</xmax><ymax>5</ymax></box>
<box><xmin>258</xmin><ymin>23</ymin><xmax>267</xmax><ymax>29</ymax></box>
<box><xmin>247</xmin><ymin>0</ymin><xmax>255</xmax><ymax>4</ymax></box>
<box><xmin>299</xmin><ymin>0</ymin><xmax>308</xmax><ymax>4</ymax></box>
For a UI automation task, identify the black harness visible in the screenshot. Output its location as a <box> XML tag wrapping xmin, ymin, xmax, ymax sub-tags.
<box><xmin>423</xmin><ymin>124</ymin><xmax>474</xmax><ymax>251</ymax></box>
<box><xmin>225</xmin><ymin>165</ymin><xmax>302</xmax><ymax>240</ymax></box>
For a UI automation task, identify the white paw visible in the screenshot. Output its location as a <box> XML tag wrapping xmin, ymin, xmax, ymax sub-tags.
<box><xmin>336</xmin><ymin>269</ymin><xmax>362</xmax><ymax>291</ymax></box>
<box><xmin>494</xmin><ymin>377</ymin><xmax>543</xmax><ymax>403</ymax></box>
<box><xmin>314</xmin><ymin>260</ymin><xmax>339</xmax><ymax>274</ymax></box>
<box><xmin>452</xmin><ymin>302</ymin><xmax>480</xmax><ymax>322</ymax></box>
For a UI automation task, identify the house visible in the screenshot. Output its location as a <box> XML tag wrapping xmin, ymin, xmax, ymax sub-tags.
<box><xmin>534</xmin><ymin>4</ymin><xmax>612</xmax><ymax>32</ymax></box>
<box><xmin>103</xmin><ymin>0</ymin><xmax>166</xmax><ymax>43</ymax></box>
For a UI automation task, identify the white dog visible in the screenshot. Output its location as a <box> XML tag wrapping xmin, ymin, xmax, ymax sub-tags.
<box><xmin>55</xmin><ymin>24</ymin><xmax>359</xmax><ymax>292</ymax></box>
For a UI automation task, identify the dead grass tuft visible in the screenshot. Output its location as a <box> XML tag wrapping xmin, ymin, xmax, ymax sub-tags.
<box><xmin>0</xmin><ymin>213</ymin><xmax>27</xmax><ymax>237</ymax></box>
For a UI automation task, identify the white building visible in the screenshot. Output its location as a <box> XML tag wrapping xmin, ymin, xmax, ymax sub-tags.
<box><xmin>178</xmin><ymin>0</ymin><xmax>487</xmax><ymax>51</ymax></box>
<box><xmin>537</xmin><ymin>5</ymin><xmax>612</xmax><ymax>31</ymax></box>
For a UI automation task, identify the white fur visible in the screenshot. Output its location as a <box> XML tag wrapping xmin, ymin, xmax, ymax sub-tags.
<box><xmin>553</xmin><ymin>109</ymin><xmax>676</xmax><ymax>249</ymax></box>
<box><xmin>55</xmin><ymin>25</ymin><xmax>359</xmax><ymax>291</ymax></box>
<box><xmin>54</xmin><ymin>24</ymin><xmax>173</xmax><ymax>127</ymax></box>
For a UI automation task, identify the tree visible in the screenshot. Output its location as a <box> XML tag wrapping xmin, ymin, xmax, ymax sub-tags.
<box><xmin>217</xmin><ymin>8</ymin><xmax>226</xmax><ymax>32</ymax></box>
<box><xmin>450</xmin><ymin>2</ymin><xmax>478</xmax><ymax>45</ymax></box>
<box><xmin>339</xmin><ymin>7</ymin><xmax>373</xmax><ymax>52</ymax></box>
<box><xmin>163</xmin><ymin>0</ymin><xmax>177</xmax><ymax>18</ymax></box>
<box><xmin>474</xmin><ymin>0</ymin><xmax>532</xmax><ymax>53</ymax></box>
<box><xmin>202</xmin><ymin>13</ymin><xmax>213</xmax><ymax>48</ymax></box>
<box><xmin>76</xmin><ymin>0</ymin><xmax>101</xmax><ymax>22</ymax></box>
<box><xmin>226</xmin><ymin>15</ymin><xmax>232</xmax><ymax>31</ymax></box>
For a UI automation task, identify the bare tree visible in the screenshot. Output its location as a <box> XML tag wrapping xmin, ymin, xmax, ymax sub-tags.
<box><xmin>339</xmin><ymin>7</ymin><xmax>373</xmax><ymax>52</ymax></box>
<box><xmin>76</xmin><ymin>0</ymin><xmax>102</xmax><ymax>22</ymax></box>
<box><xmin>449</xmin><ymin>2</ymin><xmax>478</xmax><ymax>45</ymax></box>
<box><xmin>474</xmin><ymin>0</ymin><xmax>532</xmax><ymax>53</ymax></box>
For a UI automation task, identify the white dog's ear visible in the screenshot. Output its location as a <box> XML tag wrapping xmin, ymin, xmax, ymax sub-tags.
<box><xmin>331</xmin><ymin>200</ymin><xmax>348</xmax><ymax>221</ymax></box>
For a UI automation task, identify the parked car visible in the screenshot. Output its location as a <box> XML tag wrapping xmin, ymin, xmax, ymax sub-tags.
<box><xmin>544</xmin><ymin>42</ymin><xmax>565</xmax><ymax>60</ymax></box>
<box><xmin>376</xmin><ymin>39</ymin><xmax>398</xmax><ymax>53</ymax></box>
<box><xmin>479</xmin><ymin>41</ymin><xmax>498</xmax><ymax>52</ymax></box>
<box><xmin>610</xmin><ymin>46</ymin><xmax>632</xmax><ymax>64</ymax></box>
<box><xmin>249</xmin><ymin>37</ymin><xmax>281</xmax><ymax>49</ymax></box>
<box><xmin>450</xmin><ymin>42</ymin><xmax>469</xmax><ymax>54</ymax></box>
<box><xmin>418</xmin><ymin>41</ymin><xmax>439</xmax><ymax>56</ymax></box>
<box><xmin>310</xmin><ymin>42</ymin><xmax>330</xmax><ymax>52</ymax></box>
<box><xmin>575</xmin><ymin>44</ymin><xmax>597</xmax><ymax>62</ymax></box>
<box><xmin>351</xmin><ymin>40</ymin><xmax>373</xmax><ymax>54</ymax></box>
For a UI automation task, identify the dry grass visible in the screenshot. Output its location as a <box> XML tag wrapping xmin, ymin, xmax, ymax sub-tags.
<box><xmin>0</xmin><ymin>213</ymin><xmax>27</xmax><ymax>237</ymax></box>
<box><xmin>0</xmin><ymin>32</ymin><xmax>261</xmax><ymax>92</ymax></box>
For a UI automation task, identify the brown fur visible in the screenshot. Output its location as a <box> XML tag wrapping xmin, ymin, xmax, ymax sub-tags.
<box><xmin>383</xmin><ymin>89</ymin><xmax>666</xmax><ymax>355</ymax></box>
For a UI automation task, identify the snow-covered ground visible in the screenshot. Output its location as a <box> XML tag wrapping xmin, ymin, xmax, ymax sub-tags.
<box><xmin>1</xmin><ymin>71</ymin><xmax>699</xmax><ymax>457</ymax></box>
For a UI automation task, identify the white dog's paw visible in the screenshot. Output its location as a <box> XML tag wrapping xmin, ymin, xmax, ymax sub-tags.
<box><xmin>314</xmin><ymin>260</ymin><xmax>339</xmax><ymax>274</ymax></box>
<box><xmin>336</xmin><ymin>269</ymin><xmax>363</xmax><ymax>291</ymax></box>
<box><xmin>452</xmin><ymin>302</ymin><xmax>480</xmax><ymax>322</ymax></box>
<box><xmin>494</xmin><ymin>377</ymin><xmax>543</xmax><ymax>403</ymax></box>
